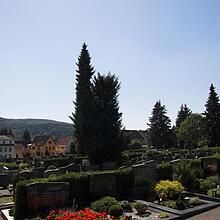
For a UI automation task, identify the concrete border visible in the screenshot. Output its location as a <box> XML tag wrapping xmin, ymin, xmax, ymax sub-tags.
<box><xmin>148</xmin><ymin>200</ymin><xmax>219</xmax><ymax>219</ymax></box>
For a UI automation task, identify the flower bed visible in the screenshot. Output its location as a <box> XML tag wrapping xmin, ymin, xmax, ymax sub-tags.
<box><xmin>46</xmin><ymin>208</ymin><xmax>115</xmax><ymax>220</ymax></box>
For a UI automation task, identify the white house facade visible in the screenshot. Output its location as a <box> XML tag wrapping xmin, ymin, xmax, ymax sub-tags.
<box><xmin>0</xmin><ymin>135</ymin><xmax>15</xmax><ymax>158</ymax></box>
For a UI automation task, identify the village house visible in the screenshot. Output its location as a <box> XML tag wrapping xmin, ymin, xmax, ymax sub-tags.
<box><xmin>28</xmin><ymin>135</ymin><xmax>57</xmax><ymax>157</ymax></box>
<box><xmin>0</xmin><ymin>135</ymin><xmax>15</xmax><ymax>158</ymax></box>
<box><xmin>56</xmin><ymin>136</ymin><xmax>74</xmax><ymax>154</ymax></box>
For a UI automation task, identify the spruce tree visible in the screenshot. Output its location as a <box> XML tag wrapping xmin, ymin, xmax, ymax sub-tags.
<box><xmin>0</xmin><ymin>128</ymin><xmax>8</xmax><ymax>136</ymax></box>
<box><xmin>70</xmin><ymin>43</ymin><xmax>95</xmax><ymax>155</ymax></box>
<box><xmin>89</xmin><ymin>73</ymin><xmax>124</xmax><ymax>163</ymax></box>
<box><xmin>8</xmin><ymin>128</ymin><xmax>14</xmax><ymax>138</ymax></box>
<box><xmin>147</xmin><ymin>101</ymin><xmax>172</xmax><ymax>148</ymax></box>
<box><xmin>176</xmin><ymin>104</ymin><xmax>191</xmax><ymax>128</ymax></box>
<box><xmin>204</xmin><ymin>84</ymin><xmax>220</xmax><ymax>147</ymax></box>
<box><xmin>22</xmin><ymin>128</ymin><xmax>31</xmax><ymax>142</ymax></box>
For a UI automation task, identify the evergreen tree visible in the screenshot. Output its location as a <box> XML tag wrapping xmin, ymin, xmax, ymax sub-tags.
<box><xmin>22</xmin><ymin>128</ymin><xmax>31</xmax><ymax>142</ymax></box>
<box><xmin>70</xmin><ymin>43</ymin><xmax>95</xmax><ymax>155</ymax></box>
<box><xmin>176</xmin><ymin>104</ymin><xmax>191</xmax><ymax>128</ymax></box>
<box><xmin>8</xmin><ymin>128</ymin><xmax>14</xmax><ymax>138</ymax></box>
<box><xmin>147</xmin><ymin>101</ymin><xmax>172</xmax><ymax>148</ymax></box>
<box><xmin>89</xmin><ymin>73</ymin><xmax>124</xmax><ymax>163</ymax></box>
<box><xmin>0</xmin><ymin>128</ymin><xmax>8</xmax><ymax>136</ymax></box>
<box><xmin>204</xmin><ymin>84</ymin><xmax>220</xmax><ymax>147</ymax></box>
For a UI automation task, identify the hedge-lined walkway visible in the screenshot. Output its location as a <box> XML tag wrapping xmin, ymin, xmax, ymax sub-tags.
<box><xmin>188</xmin><ymin>207</ymin><xmax>220</xmax><ymax>220</ymax></box>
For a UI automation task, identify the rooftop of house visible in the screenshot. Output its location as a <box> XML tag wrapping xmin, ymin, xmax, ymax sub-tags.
<box><xmin>56</xmin><ymin>136</ymin><xmax>73</xmax><ymax>146</ymax></box>
<box><xmin>0</xmin><ymin>135</ymin><xmax>14</xmax><ymax>140</ymax></box>
<box><xmin>33</xmin><ymin>135</ymin><xmax>53</xmax><ymax>146</ymax></box>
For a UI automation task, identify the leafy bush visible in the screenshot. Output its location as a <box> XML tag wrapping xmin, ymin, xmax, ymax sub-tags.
<box><xmin>189</xmin><ymin>197</ymin><xmax>203</xmax><ymax>207</ymax></box>
<box><xmin>133</xmin><ymin>201</ymin><xmax>148</xmax><ymax>215</ymax></box>
<box><xmin>120</xmin><ymin>200</ymin><xmax>132</xmax><ymax>212</ymax></box>
<box><xmin>91</xmin><ymin>196</ymin><xmax>118</xmax><ymax>213</ymax></box>
<box><xmin>159</xmin><ymin>211</ymin><xmax>170</xmax><ymax>219</ymax></box>
<box><xmin>43</xmin><ymin>157</ymin><xmax>73</xmax><ymax>169</ymax></box>
<box><xmin>115</xmin><ymin>168</ymin><xmax>132</xmax><ymax>198</ymax></box>
<box><xmin>173</xmin><ymin>158</ymin><xmax>202</xmax><ymax>189</ymax></box>
<box><xmin>108</xmin><ymin>204</ymin><xmax>123</xmax><ymax>218</ymax></box>
<box><xmin>156</xmin><ymin>162</ymin><xmax>173</xmax><ymax>181</ymax></box>
<box><xmin>161</xmin><ymin>200</ymin><xmax>177</xmax><ymax>209</ymax></box>
<box><xmin>47</xmin><ymin>165</ymin><xmax>57</xmax><ymax>170</ymax></box>
<box><xmin>0</xmin><ymin>162</ymin><xmax>19</xmax><ymax>170</ymax></box>
<box><xmin>207</xmin><ymin>188</ymin><xmax>220</xmax><ymax>197</ymax></box>
<box><xmin>19</xmin><ymin>163</ymin><xmax>28</xmax><ymax>170</ymax></box>
<box><xmin>200</xmin><ymin>176</ymin><xmax>220</xmax><ymax>192</ymax></box>
<box><xmin>155</xmin><ymin>180</ymin><xmax>184</xmax><ymax>201</ymax></box>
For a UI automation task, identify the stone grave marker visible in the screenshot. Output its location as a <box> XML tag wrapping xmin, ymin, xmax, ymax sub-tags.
<box><xmin>27</xmin><ymin>182</ymin><xmax>69</xmax><ymax>211</ymax></box>
<box><xmin>90</xmin><ymin>172</ymin><xmax>116</xmax><ymax>196</ymax></box>
<box><xmin>132</xmin><ymin>160</ymin><xmax>157</xmax><ymax>187</ymax></box>
<box><xmin>103</xmin><ymin>162</ymin><xmax>117</xmax><ymax>170</ymax></box>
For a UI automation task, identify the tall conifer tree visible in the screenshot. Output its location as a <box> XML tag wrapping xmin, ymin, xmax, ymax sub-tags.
<box><xmin>176</xmin><ymin>104</ymin><xmax>191</xmax><ymax>128</ymax></box>
<box><xmin>204</xmin><ymin>84</ymin><xmax>220</xmax><ymax>147</ymax></box>
<box><xmin>89</xmin><ymin>73</ymin><xmax>124</xmax><ymax>163</ymax></box>
<box><xmin>147</xmin><ymin>101</ymin><xmax>172</xmax><ymax>148</ymax></box>
<box><xmin>70</xmin><ymin>43</ymin><xmax>95</xmax><ymax>155</ymax></box>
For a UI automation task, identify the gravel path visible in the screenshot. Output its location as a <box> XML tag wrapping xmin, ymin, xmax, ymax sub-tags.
<box><xmin>187</xmin><ymin>207</ymin><xmax>220</xmax><ymax>220</ymax></box>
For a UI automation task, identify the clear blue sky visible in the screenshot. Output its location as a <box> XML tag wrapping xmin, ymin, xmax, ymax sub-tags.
<box><xmin>0</xmin><ymin>0</ymin><xmax>220</xmax><ymax>129</ymax></box>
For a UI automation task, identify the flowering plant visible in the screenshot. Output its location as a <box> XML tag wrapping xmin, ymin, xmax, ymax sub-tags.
<box><xmin>46</xmin><ymin>208</ymin><xmax>115</xmax><ymax>220</ymax></box>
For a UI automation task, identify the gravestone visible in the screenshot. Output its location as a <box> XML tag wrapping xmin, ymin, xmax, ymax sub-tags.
<box><xmin>132</xmin><ymin>160</ymin><xmax>157</xmax><ymax>187</ymax></box>
<box><xmin>90</xmin><ymin>172</ymin><xmax>116</xmax><ymax>196</ymax></box>
<box><xmin>19</xmin><ymin>170</ymin><xmax>34</xmax><ymax>179</ymax></box>
<box><xmin>131</xmin><ymin>160</ymin><xmax>157</xmax><ymax>198</ymax></box>
<box><xmin>103</xmin><ymin>162</ymin><xmax>117</xmax><ymax>170</ymax></box>
<box><xmin>0</xmin><ymin>174</ymin><xmax>10</xmax><ymax>188</ymax></box>
<box><xmin>27</xmin><ymin>182</ymin><xmax>69</xmax><ymax>211</ymax></box>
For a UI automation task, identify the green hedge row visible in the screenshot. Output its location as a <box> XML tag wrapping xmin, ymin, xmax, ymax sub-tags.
<box><xmin>156</xmin><ymin>162</ymin><xmax>173</xmax><ymax>181</ymax></box>
<box><xmin>0</xmin><ymin>162</ymin><xmax>20</xmax><ymax>170</ymax></box>
<box><xmin>14</xmin><ymin>168</ymin><xmax>132</xmax><ymax>220</ymax></box>
<box><xmin>43</xmin><ymin>157</ymin><xmax>74</xmax><ymax>169</ymax></box>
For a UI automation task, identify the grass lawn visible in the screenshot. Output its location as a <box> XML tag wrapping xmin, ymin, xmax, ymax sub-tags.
<box><xmin>0</xmin><ymin>196</ymin><xmax>13</xmax><ymax>204</ymax></box>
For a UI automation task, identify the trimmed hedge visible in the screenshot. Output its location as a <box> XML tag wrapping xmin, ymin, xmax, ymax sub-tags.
<box><xmin>156</xmin><ymin>162</ymin><xmax>173</xmax><ymax>181</ymax></box>
<box><xmin>0</xmin><ymin>162</ymin><xmax>19</xmax><ymax>170</ymax></box>
<box><xmin>43</xmin><ymin>157</ymin><xmax>74</xmax><ymax>169</ymax></box>
<box><xmin>115</xmin><ymin>168</ymin><xmax>132</xmax><ymax>198</ymax></box>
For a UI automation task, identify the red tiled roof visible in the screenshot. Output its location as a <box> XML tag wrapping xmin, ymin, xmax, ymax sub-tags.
<box><xmin>56</xmin><ymin>136</ymin><xmax>73</xmax><ymax>146</ymax></box>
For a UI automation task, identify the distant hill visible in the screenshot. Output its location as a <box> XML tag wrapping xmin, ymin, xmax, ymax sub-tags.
<box><xmin>0</xmin><ymin>117</ymin><xmax>74</xmax><ymax>139</ymax></box>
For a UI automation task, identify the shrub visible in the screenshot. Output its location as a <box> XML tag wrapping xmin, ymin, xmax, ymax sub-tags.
<box><xmin>156</xmin><ymin>162</ymin><xmax>172</xmax><ymax>181</ymax></box>
<box><xmin>108</xmin><ymin>204</ymin><xmax>123</xmax><ymax>218</ymax></box>
<box><xmin>43</xmin><ymin>156</ymin><xmax>74</xmax><ymax>169</ymax></box>
<box><xmin>200</xmin><ymin>176</ymin><xmax>220</xmax><ymax>192</ymax></box>
<box><xmin>207</xmin><ymin>188</ymin><xmax>220</xmax><ymax>197</ymax></box>
<box><xmin>173</xmin><ymin>158</ymin><xmax>202</xmax><ymax>189</ymax></box>
<box><xmin>155</xmin><ymin>180</ymin><xmax>184</xmax><ymax>201</ymax></box>
<box><xmin>120</xmin><ymin>200</ymin><xmax>132</xmax><ymax>212</ymax></box>
<box><xmin>0</xmin><ymin>162</ymin><xmax>19</xmax><ymax>170</ymax></box>
<box><xmin>115</xmin><ymin>168</ymin><xmax>132</xmax><ymax>198</ymax></box>
<box><xmin>47</xmin><ymin>165</ymin><xmax>57</xmax><ymax>170</ymax></box>
<box><xmin>189</xmin><ymin>197</ymin><xmax>203</xmax><ymax>207</ymax></box>
<box><xmin>161</xmin><ymin>200</ymin><xmax>177</xmax><ymax>209</ymax></box>
<box><xmin>159</xmin><ymin>211</ymin><xmax>170</xmax><ymax>219</ymax></box>
<box><xmin>133</xmin><ymin>201</ymin><xmax>148</xmax><ymax>215</ymax></box>
<box><xmin>91</xmin><ymin>196</ymin><xmax>118</xmax><ymax>213</ymax></box>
